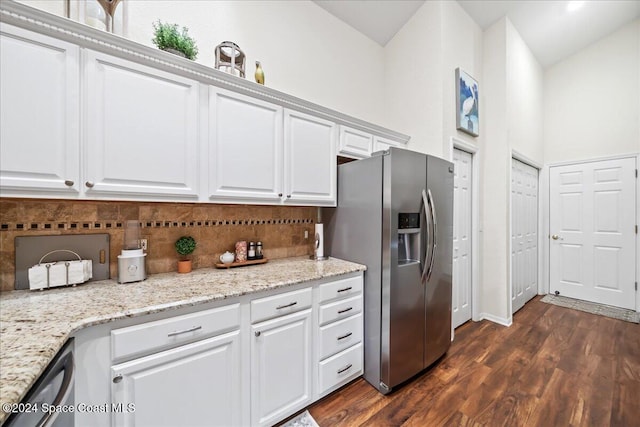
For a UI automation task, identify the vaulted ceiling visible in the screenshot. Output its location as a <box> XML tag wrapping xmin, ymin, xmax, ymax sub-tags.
<box><xmin>313</xmin><ymin>0</ymin><xmax>640</xmax><ymax>67</ymax></box>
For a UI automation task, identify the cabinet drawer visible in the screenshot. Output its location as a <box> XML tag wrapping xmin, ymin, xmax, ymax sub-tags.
<box><xmin>111</xmin><ymin>303</ymin><xmax>240</xmax><ymax>360</ymax></box>
<box><xmin>318</xmin><ymin>294</ymin><xmax>362</xmax><ymax>325</ymax></box>
<box><xmin>318</xmin><ymin>313</ymin><xmax>362</xmax><ymax>360</ymax></box>
<box><xmin>251</xmin><ymin>287</ymin><xmax>312</xmax><ymax>324</ymax></box>
<box><xmin>318</xmin><ymin>342</ymin><xmax>363</xmax><ymax>395</ymax></box>
<box><xmin>317</xmin><ymin>275</ymin><xmax>362</xmax><ymax>304</ymax></box>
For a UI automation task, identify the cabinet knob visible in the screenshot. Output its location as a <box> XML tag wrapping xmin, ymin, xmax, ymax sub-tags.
<box><xmin>278</xmin><ymin>193</ymin><xmax>283</xmax><ymax>197</ymax></box>
<box><xmin>64</xmin><ymin>180</ymin><xmax>74</xmax><ymax>187</ymax></box>
<box><xmin>286</xmin><ymin>195</ymin><xmax>291</xmax><ymax>199</ymax></box>
<box><xmin>113</xmin><ymin>374</ymin><xmax>123</xmax><ymax>383</ymax></box>
<box><xmin>255</xmin><ymin>331</ymin><xmax>261</xmax><ymax>337</ymax></box>
<box><xmin>85</xmin><ymin>181</ymin><xmax>95</xmax><ymax>188</ymax></box>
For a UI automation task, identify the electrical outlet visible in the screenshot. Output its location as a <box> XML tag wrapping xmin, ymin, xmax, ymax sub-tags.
<box><xmin>304</xmin><ymin>230</ymin><xmax>309</xmax><ymax>239</ymax></box>
<box><xmin>140</xmin><ymin>238</ymin><xmax>148</xmax><ymax>251</ymax></box>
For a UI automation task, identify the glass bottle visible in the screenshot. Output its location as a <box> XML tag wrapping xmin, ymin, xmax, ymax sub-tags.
<box><xmin>256</xmin><ymin>242</ymin><xmax>263</xmax><ymax>259</ymax></box>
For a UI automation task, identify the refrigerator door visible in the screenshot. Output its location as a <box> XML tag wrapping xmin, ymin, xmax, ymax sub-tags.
<box><xmin>381</xmin><ymin>149</ymin><xmax>427</xmax><ymax>389</ymax></box>
<box><xmin>424</xmin><ymin>156</ymin><xmax>454</xmax><ymax>368</ymax></box>
<box><xmin>324</xmin><ymin>155</ymin><xmax>384</xmax><ymax>390</ymax></box>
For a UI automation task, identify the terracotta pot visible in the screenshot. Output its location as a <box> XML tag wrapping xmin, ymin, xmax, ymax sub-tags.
<box><xmin>177</xmin><ymin>260</ymin><xmax>192</xmax><ymax>274</ymax></box>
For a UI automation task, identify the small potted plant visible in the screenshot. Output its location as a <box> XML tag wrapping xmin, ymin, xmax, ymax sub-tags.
<box><xmin>152</xmin><ymin>20</ymin><xmax>199</xmax><ymax>60</ymax></box>
<box><xmin>175</xmin><ymin>236</ymin><xmax>196</xmax><ymax>273</ymax></box>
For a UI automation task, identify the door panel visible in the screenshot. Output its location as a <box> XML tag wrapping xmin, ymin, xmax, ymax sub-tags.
<box><xmin>452</xmin><ymin>148</ymin><xmax>472</xmax><ymax>328</ymax></box>
<box><xmin>511</xmin><ymin>159</ymin><xmax>539</xmax><ymax>313</ymax></box>
<box><xmin>0</xmin><ymin>23</ymin><xmax>80</xmax><ymax>195</ymax></box>
<box><xmin>85</xmin><ymin>50</ymin><xmax>199</xmax><ymax>198</ymax></box>
<box><xmin>549</xmin><ymin>157</ymin><xmax>636</xmax><ymax>309</ymax></box>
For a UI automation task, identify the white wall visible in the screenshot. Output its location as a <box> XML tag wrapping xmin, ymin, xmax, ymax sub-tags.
<box><xmin>124</xmin><ymin>1</ymin><xmax>386</xmax><ymax>126</ymax></box>
<box><xmin>507</xmin><ymin>20</ymin><xmax>544</xmax><ymax>163</ymax></box>
<box><xmin>479</xmin><ymin>17</ymin><xmax>544</xmax><ymax>324</ymax></box>
<box><xmin>382</xmin><ymin>1</ymin><xmax>443</xmax><ymax>155</ymax></box>
<box><xmin>480</xmin><ymin>18</ymin><xmax>510</xmax><ymax>323</ymax></box>
<box><xmin>544</xmin><ymin>19</ymin><xmax>640</xmax><ymax>163</ymax></box>
<box><xmin>441</xmin><ymin>1</ymin><xmax>483</xmax><ymax>154</ymax></box>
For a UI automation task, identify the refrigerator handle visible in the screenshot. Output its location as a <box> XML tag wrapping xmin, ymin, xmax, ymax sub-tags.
<box><xmin>426</xmin><ymin>189</ymin><xmax>437</xmax><ymax>281</ymax></box>
<box><xmin>420</xmin><ymin>189</ymin><xmax>430</xmax><ymax>282</ymax></box>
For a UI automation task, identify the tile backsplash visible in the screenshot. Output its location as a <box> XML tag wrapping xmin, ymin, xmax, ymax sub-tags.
<box><xmin>0</xmin><ymin>198</ymin><xmax>317</xmax><ymax>292</ymax></box>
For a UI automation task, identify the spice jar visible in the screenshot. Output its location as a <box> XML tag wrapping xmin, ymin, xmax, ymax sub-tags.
<box><xmin>248</xmin><ymin>241</ymin><xmax>256</xmax><ymax>260</ymax></box>
<box><xmin>256</xmin><ymin>241</ymin><xmax>263</xmax><ymax>259</ymax></box>
<box><xmin>235</xmin><ymin>241</ymin><xmax>247</xmax><ymax>262</ymax></box>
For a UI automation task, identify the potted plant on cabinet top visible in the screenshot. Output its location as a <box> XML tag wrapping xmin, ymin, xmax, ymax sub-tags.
<box><xmin>152</xmin><ymin>20</ymin><xmax>199</xmax><ymax>60</ymax></box>
<box><xmin>175</xmin><ymin>236</ymin><xmax>196</xmax><ymax>273</ymax></box>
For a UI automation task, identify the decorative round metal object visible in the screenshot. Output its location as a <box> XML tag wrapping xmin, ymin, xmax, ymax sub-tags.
<box><xmin>215</xmin><ymin>41</ymin><xmax>246</xmax><ymax>78</ymax></box>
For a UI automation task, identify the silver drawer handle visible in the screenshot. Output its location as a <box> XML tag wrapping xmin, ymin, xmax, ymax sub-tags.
<box><xmin>337</xmin><ymin>287</ymin><xmax>352</xmax><ymax>293</ymax></box>
<box><xmin>276</xmin><ymin>301</ymin><xmax>297</xmax><ymax>310</ymax></box>
<box><xmin>167</xmin><ymin>325</ymin><xmax>202</xmax><ymax>337</ymax></box>
<box><xmin>338</xmin><ymin>307</ymin><xmax>353</xmax><ymax>314</ymax></box>
<box><xmin>337</xmin><ymin>364</ymin><xmax>353</xmax><ymax>374</ymax></box>
<box><xmin>337</xmin><ymin>332</ymin><xmax>352</xmax><ymax>341</ymax></box>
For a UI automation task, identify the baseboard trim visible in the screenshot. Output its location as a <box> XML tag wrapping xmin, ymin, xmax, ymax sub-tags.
<box><xmin>479</xmin><ymin>313</ymin><xmax>512</xmax><ymax>327</ymax></box>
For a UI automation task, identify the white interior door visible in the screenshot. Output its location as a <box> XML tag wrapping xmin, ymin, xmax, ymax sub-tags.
<box><xmin>549</xmin><ymin>158</ymin><xmax>636</xmax><ymax>310</ymax></box>
<box><xmin>511</xmin><ymin>159</ymin><xmax>539</xmax><ymax>314</ymax></box>
<box><xmin>452</xmin><ymin>148</ymin><xmax>472</xmax><ymax>328</ymax></box>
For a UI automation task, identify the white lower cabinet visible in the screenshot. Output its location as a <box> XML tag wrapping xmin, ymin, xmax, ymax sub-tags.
<box><xmin>72</xmin><ymin>273</ymin><xmax>364</xmax><ymax>427</ymax></box>
<box><xmin>111</xmin><ymin>331</ymin><xmax>241</xmax><ymax>427</ymax></box>
<box><xmin>315</xmin><ymin>275</ymin><xmax>364</xmax><ymax>398</ymax></box>
<box><xmin>250</xmin><ymin>309</ymin><xmax>313</xmax><ymax>427</ymax></box>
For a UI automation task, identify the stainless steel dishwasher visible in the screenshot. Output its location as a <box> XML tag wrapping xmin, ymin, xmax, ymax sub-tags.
<box><xmin>5</xmin><ymin>338</ymin><xmax>74</xmax><ymax>427</ymax></box>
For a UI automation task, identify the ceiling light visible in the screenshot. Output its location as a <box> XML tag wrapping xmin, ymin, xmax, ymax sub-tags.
<box><xmin>566</xmin><ymin>1</ymin><xmax>585</xmax><ymax>12</ymax></box>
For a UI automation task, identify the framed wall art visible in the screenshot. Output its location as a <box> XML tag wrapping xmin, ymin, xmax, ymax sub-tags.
<box><xmin>455</xmin><ymin>68</ymin><xmax>479</xmax><ymax>137</ymax></box>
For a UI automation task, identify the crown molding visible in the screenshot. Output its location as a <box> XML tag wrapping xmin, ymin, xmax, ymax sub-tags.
<box><xmin>0</xmin><ymin>0</ymin><xmax>410</xmax><ymax>144</ymax></box>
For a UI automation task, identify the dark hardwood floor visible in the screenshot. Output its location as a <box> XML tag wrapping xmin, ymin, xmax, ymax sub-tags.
<box><xmin>307</xmin><ymin>296</ymin><xmax>640</xmax><ymax>426</ymax></box>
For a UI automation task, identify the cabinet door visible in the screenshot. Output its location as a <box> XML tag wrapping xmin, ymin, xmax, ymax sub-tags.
<box><xmin>0</xmin><ymin>23</ymin><xmax>80</xmax><ymax>196</ymax></box>
<box><xmin>111</xmin><ymin>331</ymin><xmax>241</xmax><ymax>427</ymax></box>
<box><xmin>337</xmin><ymin>126</ymin><xmax>372</xmax><ymax>159</ymax></box>
<box><xmin>251</xmin><ymin>309</ymin><xmax>312</xmax><ymax>426</ymax></box>
<box><xmin>284</xmin><ymin>110</ymin><xmax>336</xmax><ymax>206</ymax></box>
<box><xmin>209</xmin><ymin>88</ymin><xmax>283</xmax><ymax>202</ymax></box>
<box><xmin>373</xmin><ymin>136</ymin><xmax>402</xmax><ymax>153</ymax></box>
<box><xmin>84</xmin><ymin>50</ymin><xmax>199</xmax><ymax>200</ymax></box>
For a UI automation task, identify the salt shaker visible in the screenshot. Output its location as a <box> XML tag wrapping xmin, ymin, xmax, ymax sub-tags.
<box><xmin>248</xmin><ymin>241</ymin><xmax>256</xmax><ymax>260</ymax></box>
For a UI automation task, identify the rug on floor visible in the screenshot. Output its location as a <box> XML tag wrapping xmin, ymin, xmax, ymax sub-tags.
<box><xmin>541</xmin><ymin>294</ymin><xmax>639</xmax><ymax>324</ymax></box>
<box><xmin>281</xmin><ymin>410</ymin><xmax>320</xmax><ymax>427</ymax></box>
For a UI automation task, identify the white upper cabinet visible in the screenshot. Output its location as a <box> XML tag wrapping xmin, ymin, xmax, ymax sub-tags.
<box><xmin>0</xmin><ymin>3</ymin><xmax>410</xmax><ymax>204</ymax></box>
<box><xmin>209</xmin><ymin>88</ymin><xmax>283</xmax><ymax>203</ymax></box>
<box><xmin>0</xmin><ymin>23</ymin><xmax>80</xmax><ymax>196</ymax></box>
<box><xmin>373</xmin><ymin>136</ymin><xmax>401</xmax><ymax>153</ymax></box>
<box><xmin>338</xmin><ymin>126</ymin><xmax>373</xmax><ymax>159</ymax></box>
<box><xmin>84</xmin><ymin>50</ymin><xmax>200</xmax><ymax>200</ymax></box>
<box><xmin>284</xmin><ymin>110</ymin><xmax>336</xmax><ymax>206</ymax></box>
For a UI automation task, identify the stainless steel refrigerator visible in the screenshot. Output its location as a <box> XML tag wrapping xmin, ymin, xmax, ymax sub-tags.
<box><xmin>324</xmin><ymin>147</ymin><xmax>453</xmax><ymax>394</ymax></box>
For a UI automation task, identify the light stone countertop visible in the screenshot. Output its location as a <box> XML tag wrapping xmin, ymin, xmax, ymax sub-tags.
<box><xmin>0</xmin><ymin>257</ymin><xmax>365</xmax><ymax>424</ymax></box>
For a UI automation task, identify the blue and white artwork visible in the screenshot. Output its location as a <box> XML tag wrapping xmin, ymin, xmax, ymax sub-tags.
<box><xmin>456</xmin><ymin>68</ymin><xmax>479</xmax><ymax>137</ymax></box>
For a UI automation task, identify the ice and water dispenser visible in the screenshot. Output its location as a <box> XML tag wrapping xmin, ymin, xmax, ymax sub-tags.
<box><xmin>398</xmin><ymin>213</ymin><xmax>420</xmax><ymax>265</ymax></box>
